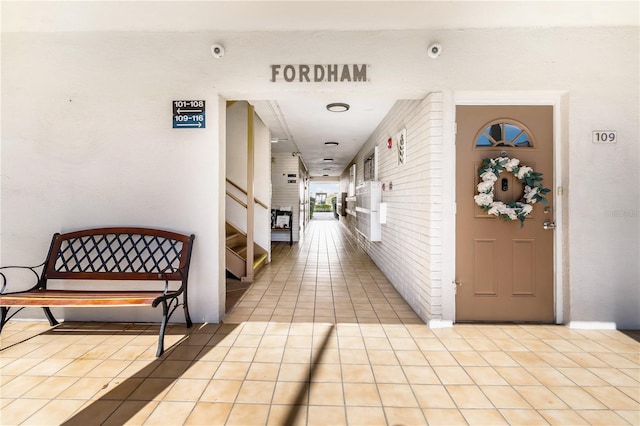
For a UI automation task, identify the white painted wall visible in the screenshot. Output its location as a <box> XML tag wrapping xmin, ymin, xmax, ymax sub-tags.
<box><xmin>226</xmin><ymin>102</ymin><xmax>249</xmax><ymax>190</ymax></box>
<box><xmin>2</xmin><ymin>32</ymin><xmax>224</xmax><ymax>323</ymax></box>
<box><xmin>225</xmin><ymin>101</ymin><xmax>271</xmax><ymax>250</ymax></box>
<box><xmin>1</xmin><ymin>14</ymin><xmax>638</xmax><ymax>327</ymax></box>
<box><xmin>253</xmin><ymin>111</ymin><xmax>272</xmax><ymax>250</ymax></box>
<box><xmin>226</xmin><ymin>102</ymin><xmax>249</xmax><ymax>233</ymax></box>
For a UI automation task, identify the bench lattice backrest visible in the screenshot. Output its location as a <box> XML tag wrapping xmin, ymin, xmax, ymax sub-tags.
<box><xmin>43</xmin><ymin>227</ymin><xmax>193</xmax><ymax>283</ymax></box>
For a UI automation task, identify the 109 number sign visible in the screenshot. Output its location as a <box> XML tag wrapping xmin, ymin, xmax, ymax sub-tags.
<box><xmin>592</xmin><ymin>130</ymin><xmax>617</xmax><ymax>144</ymax></box>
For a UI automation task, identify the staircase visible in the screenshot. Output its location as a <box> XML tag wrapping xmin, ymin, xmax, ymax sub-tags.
<box><xmin>226</xmin><ymin>222</ymin><xmax>268</xmax><ymax>280</ymax></box>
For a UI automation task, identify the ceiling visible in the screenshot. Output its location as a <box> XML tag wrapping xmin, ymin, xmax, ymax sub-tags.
<box><xmin>4</xmin><ymin>1</ymin><xmax>636</xmax><ymax>178</ymax></box>
<box><xmin>252</xmin><ymin>97</ymin><xmax>397</xmax><ymax>177</ymax></box>
<box><xmin>5</xmin><ymin>1</ymin><xmax>635</xmax><ymax>33</ymax></box>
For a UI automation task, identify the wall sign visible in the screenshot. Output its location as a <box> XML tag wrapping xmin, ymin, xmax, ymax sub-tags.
<box><xmin>270</xmin><ymin>64</ymin><xmax>369</xmax><ymax>83</ymax></box>
<box><xmin>397</xmin><ymin>128</ymin><xmax>407</xmax><ymax>165</ymax></box>
<box><xmin>592</xmin><ymin>130</ymin><xmax>617</xmax><ymax>144</ymax></box>
<box><xmin>173</xmin><ymin>100</ymin><xmax>205</xmax><ymax>128</ymax></box>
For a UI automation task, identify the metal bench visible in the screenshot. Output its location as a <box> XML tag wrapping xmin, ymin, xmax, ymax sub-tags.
<box><xmin>0</xmin><ymin>227</ymin><xmax>195</xmax><ymax>356</ymax></box>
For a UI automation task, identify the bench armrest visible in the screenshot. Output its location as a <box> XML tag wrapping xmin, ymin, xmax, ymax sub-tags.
<box><xmin>0</xmin><ymin>263</ymin><xmax>44</xmax><ymax>294</ymax></box>
<box><xmin>156</xmin><ymin>266</ymin><xmax>180</xmax><ymax>292</ymax></box>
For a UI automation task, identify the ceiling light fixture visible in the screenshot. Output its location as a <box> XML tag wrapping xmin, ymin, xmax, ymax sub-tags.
<box><xmin>326</xmin><ymin>102</ymin><xmax>350</xmax><ymax>112</ymax></box>
<box><xmin>324</xmin><ymin>141</ymin><xmax>339</xmax><ymax>146</ymax></box>
<box><xmin>323</xmin><ymin>158</ymin><xmax>334</xmax><ymax>162</ymax></box>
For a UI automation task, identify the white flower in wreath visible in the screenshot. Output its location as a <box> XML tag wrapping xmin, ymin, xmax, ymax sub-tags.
<box><xmin>480</xmin><ymin>170</ymin><xmax>498</xmax><ymax>182</ymax></box>
<box><xmin>516</xmin><ymin>166</ymin><xmax>532</xmax><ymax>180</ymax></box>
<box><xmin>487</xmin><ymin>201</ymin><xmax>505</xmax><ymax>216</ymax></box>
<box><xmin>477</xmin><ymin>180</ymin><xmax>494</xmax><ymax>193</ymax></box>
<box><xmin>504</xmin><ymin>158</ymin><xmax>520</xmax><ymax>172</ymax></box>
<box><xmin>521</xmin><ymin>204</ymin><xmax>533</xmax><ymax>215</ymax></box>
<box><xmin>473</xmin><ymin>192</ymin><xmax>493</xmax><ymax>206</ymax></box>
<box><xmin>524</xmin><ymin>186</ymin><xmax>539</xmax><ymax>203</ymax></box>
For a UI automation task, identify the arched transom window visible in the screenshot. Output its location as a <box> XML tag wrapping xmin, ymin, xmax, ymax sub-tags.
<box><xmin>474</xmin><ymin>119</ymin><xmax>534</xmax><ymax>148</ymax></box>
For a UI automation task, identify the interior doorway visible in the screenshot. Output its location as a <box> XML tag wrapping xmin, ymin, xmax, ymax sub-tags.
<box><xmin>310</xmin><ymin>181</ymin><xmax>340</xmax><ymax>221</ymax></box>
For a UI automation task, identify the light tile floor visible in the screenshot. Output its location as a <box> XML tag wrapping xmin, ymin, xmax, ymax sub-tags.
<box><xmin>1</xmin><ymin>218</ymin><xmax>639</xmax><ymax>425</ymax></box>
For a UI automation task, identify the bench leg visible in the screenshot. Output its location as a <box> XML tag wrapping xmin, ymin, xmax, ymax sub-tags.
<box><xmin>0</xmin><ymin>307</ymin><xmax>58</xmax><ymax>333</ymax></box>
<box><xmin>42</xmin><ymin>307</ymin><xmax>59</xmax><ymax>327</ymax></box>
<box><xmin>156</xmin><ymin>299</ymin><xmax>169</xmax><ymax>357</ymax></box>
<box><xmin>155</xmin><ymin>294</ymin><xmax>193</xmax><ymax>357</ymax></box>
<box><xmin>183</xmin><ymin>289</ymin><xmax>193</xmax><ymax>328</ymax></box>
<box><xmin>0</xmin><ymin>307</ymin><xmax>8</xmax><ymax>333</ymax></box>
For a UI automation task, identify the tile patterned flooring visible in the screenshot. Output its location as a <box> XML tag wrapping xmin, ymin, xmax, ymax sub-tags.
<box><xmin>1</xmin><ymin>218</ymin><xmax>639</xmax><ymax>425</ymax></box>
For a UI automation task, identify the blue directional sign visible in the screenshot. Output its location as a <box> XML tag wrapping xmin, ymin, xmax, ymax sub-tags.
<box><xmin>173</xmin><ymin>100</ymin><xmax>205</xmax><ymax>128</ymax></box>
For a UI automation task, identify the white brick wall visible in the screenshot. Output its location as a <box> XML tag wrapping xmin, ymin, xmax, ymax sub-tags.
<box><xmin>341</xmin><ymin>93</ymin><xmax>444</xmax><ymax>322</ymax></box>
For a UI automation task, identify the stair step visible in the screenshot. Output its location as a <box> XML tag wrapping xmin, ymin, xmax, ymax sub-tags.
<box><xmin>236</xmin><ymin>247</ymin><xmax>248</xmax><ymax>258</ymax></box>
<box><xmin>226</xmin><ymin>235</ymin><xmax>247</xmax><ymax>251</ymax></box>
<box><xmin>225</xmin><ymin>247</ymin><xmax>246</xmax><ymax>280</ymax></box>
<box><xmin>225</xmin><ymin>221</ymin><xmax>269</xmax><ymax>280</ymax></box>
<box><xmin>253</xmin><ymin>253</ymin><xmax>268</xmax><ymax>270</ymax></box>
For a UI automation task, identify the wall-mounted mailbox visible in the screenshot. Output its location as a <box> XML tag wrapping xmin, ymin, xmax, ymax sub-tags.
<box><xmin>379</xmin><ymin>202</ymin><xmax>387</xmax><ymax>224</ymax></box>
<box><xmin>355</xmin><ymin>181</ymin><xmax>382</xmax><ymax>241</ymax></box>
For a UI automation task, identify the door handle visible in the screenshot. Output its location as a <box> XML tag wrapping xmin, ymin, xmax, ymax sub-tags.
<box><xmin>543</xmin><ymin>221</ymin><xmax>557</xmax><ymax>230</ymax></box>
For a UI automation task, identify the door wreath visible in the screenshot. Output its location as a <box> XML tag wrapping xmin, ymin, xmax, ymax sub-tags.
<box><xmin>473</xmin><ymin>156</ymin><xmax>550</xmax><ymax>227</ymax></box>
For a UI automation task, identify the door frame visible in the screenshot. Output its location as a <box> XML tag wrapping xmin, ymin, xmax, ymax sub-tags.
<box><xmin>442</xmin><ymin>91</ymin><xmax>568</xmax><ymax>325</ymax></box>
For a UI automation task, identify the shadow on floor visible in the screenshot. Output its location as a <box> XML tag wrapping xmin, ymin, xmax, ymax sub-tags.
<box><xmin>225</xmin><ymin>276</ymin><xmax>251</xmax><ymax>313</ymax></box>
<box><xmin>621</xmin><ymin>329</ymin><xmax>640</xmax><ymax>342</ymax></box>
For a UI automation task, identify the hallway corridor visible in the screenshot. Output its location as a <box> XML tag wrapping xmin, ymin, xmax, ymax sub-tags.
<box><xmin>224</xmin><ymin>217</ymin><xmax>421</xmax><ymax>325</ymax></box>
<box><xmin>0</xmin><ymin>219</ymin><xmax>638</xmax><ymax>425</ymax></box>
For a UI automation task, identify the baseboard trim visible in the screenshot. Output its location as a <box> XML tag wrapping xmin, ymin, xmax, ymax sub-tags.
<box><xmin>428</xmin><ymin>319</ymin><xmax>454</xmax><ymax>328</ymax></box>
<box><xmin>568</xmin><ymin>321</ymin><xmax>617</xmax><ymax>330</ymax></box>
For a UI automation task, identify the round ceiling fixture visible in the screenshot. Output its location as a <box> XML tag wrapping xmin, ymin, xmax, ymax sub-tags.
<box><xmin>324</xmin><ymin>141</ymin><xmax>339</xmax><ymax>146</ymax></box>
<box><xmin>326</xmin><ymin>103</ymin><xmax>350</xmax><ymax>112</ymax></box>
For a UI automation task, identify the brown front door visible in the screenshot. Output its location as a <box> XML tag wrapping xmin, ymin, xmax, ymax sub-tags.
<box><xmin>455</xmin><ymin>105</ymin><xmax>554</xmax><ymax>322</ymax></box>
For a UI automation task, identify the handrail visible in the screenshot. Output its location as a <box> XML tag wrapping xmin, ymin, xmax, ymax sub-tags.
<box><xmin>226</xmin><ymin>178</ymin><xmax>269</xmax><ymax>209</ymax></box>
<box><xmin>226</xmin><ymin>178</ymin><xmax>245</xmax><ymax>194</ymax></box>
<box><xmin>226</xmin><ymin>191</ymin><xmax>247</xmax><ymax>209</ymax></box>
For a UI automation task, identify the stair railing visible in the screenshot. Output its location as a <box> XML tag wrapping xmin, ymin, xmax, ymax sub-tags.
<box><xmin>225</xmin><ymin>178</ymin><xmax>269</xmax><ymax>281</ymax></box>
<box><xmin>226</xmin><ymin>178</ymin><xmax>268</xmax><ymax>210</ymax></box>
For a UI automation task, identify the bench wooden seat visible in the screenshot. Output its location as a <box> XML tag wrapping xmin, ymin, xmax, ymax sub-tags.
<box><xmin>0</xmin><ymin>290</ymin><xmax>171</xmax><ymax>306</ymax></box>
<box><xmin>0</xmin><ymin>227</ymin><xmax>195</xmax><ymax>356</ymax></box>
